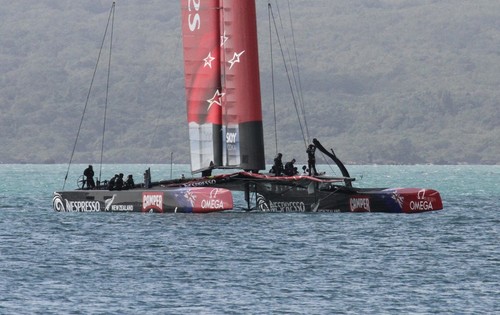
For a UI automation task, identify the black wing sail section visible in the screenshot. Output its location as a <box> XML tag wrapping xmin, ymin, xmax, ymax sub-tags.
<box><xmin>313</xmin><ymin>138</ymin><xmax>352</xmax><ymax>186</ymax></box>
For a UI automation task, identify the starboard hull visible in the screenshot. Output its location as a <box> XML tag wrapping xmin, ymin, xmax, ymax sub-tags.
<box><xmin>176</xmin><ymin>172</ymin><xmax>443</xmax><ymax>213</ymax></box>
<box><xmin>252</xmin><ymin>185</ymin><xmax>443</xmax><ymax>213</ymax></box>
<box><xmin>52</xmin><ymin>186</ymin><xmax>233</xmax><ymax>213</ymax></box>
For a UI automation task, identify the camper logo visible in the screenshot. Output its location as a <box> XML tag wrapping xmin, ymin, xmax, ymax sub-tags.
<box><xmin>142</xmin><ymin>192</ymin><xmax>164</xmax><ymax>213</ymax></box>
<box><xmin>349</xmin><ymin>196</ymin><xmax>371</xmax><ymax>212</ymax></box>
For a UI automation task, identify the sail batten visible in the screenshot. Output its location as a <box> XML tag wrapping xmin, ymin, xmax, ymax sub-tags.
<box><xmin>181</xmin><ymin>0</ymin><xmax>265</xmax><ymax>173</ymax></box>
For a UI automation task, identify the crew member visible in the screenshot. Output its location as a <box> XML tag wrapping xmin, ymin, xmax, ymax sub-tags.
<box><xmin>284</xmin><ymin>158</ymin><xmax>297</xmax><ymax>176</ymax></box>
<box><xmin>143</xmin><ymin>169</ymin><xmax>151</xmax><ymax>188</ymax></box>
<box><xmin>83</xmin><ymin>165</ymin><xmax>95</xmax><ymax>189</ymax></box>
<box><xmin>306</xmin><ymin>144</ymin><xmax>318</xmax><ymax>176</ymax></box>
<box><xmin>126</xmin><ymin>174</ymin><xmax>135</xmax><ymax>189</ymax></box>
<box><xmin>108</xmin><ymin>174</ymin><xmax>117</xmax><ymax>190</ymax></box>
<box><xmin>202</xmin><ymin>161</ymin><xmax>215</xmax><ymax>177</ymax></box>
<box><xmin>271</xmin><ymin>153</ymin><xmax>284</xmax><ymax>176</ymax></box>
<box><xmin>115</xmin><ymin>173</ymin><xmax>124</xmax><ymax>190</ymax></box>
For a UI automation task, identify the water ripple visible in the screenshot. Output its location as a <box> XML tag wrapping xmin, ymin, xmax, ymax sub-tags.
<box><xmin>0</xmin><ymin>165</ymin><xmax>499</xmax><ymax>314</ymax></box>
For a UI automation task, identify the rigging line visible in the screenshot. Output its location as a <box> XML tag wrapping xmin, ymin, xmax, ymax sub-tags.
<box><xmin>269</xmin><ymin>5</ymin><xmax>308</xmax><ymax>149</ymax></box>
<box><xmin>280</xmin><ymin>2</ymin><xmax>335</xmax><ymax>175</ymax></box>
<box><xmin>62</xmin><ymin>1</ymin><xmax>116</xmax><ymax>190</ymax></box>
<box><xmin>220</xmin><ymin>3</ymin><xmax>229</xmax><ymax>166</ymax></box>
<box><xmin>286</xmin><ymin>0</ymin><xmax>310</xmax><ymax>144</ymax></box>
<box><xmin>285</xmin><ymin>1</ymin><xmax>309</xmax><ymax>144</ymax></box>
<box><xmin>272</xmin><ymin>0</ymin><xmax>308</xmax><ymax>146</ymax></box>
<box><xmin>99</xmin><ymin>3</ymin><xmax>115</xmax><ymax>183</ymax></box>
<box><xmin>147</xmin><ymin>26</ymin><xmax>183</xmax><ymax>160</ymax></box>
<box><xmin>268</xmin><ymin>3</ymin><xmax>278</xmax><ymax>155</ymax></box>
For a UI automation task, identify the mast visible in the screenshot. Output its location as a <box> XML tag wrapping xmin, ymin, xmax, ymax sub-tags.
<box><xmin>221</xmin><ymin>0</ymin><xmax>265</xmax><ymax>171</ymax></box>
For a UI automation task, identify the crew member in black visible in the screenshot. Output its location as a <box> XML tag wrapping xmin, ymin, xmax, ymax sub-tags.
<box><xmin>202</xmin><ymin>161</ymin><xmax>215</xmax><ymax>177</ymax></box>
<box><xmin>126</xmin><ymin>174</ymin><xmax>135</xmax><ymax>189</ymax></box>
<box><xmin>108</xmin><ymin>174</ymin><xmax>117</xmax><ymax>190</ymax></box>
<box><xmin>306</xmin><ymin>144</ymin><xmax>318</xmax><ymax>176</ymax></box>
<box><xmin>115</xmin><ymin>173</ymin><xmax>124</xmax><ymax>190</ymax></box>
<box><xmin>143</xmin><ymin>169</ymin><xmax>151</xmax><ymax>188</ymax></box>
<box><xmin>284</xmin><ymin>158</ymin><xmax>297</xmax><ymax>176</ymax></box>
<box><xmin>271</xmin><ymin>153</ymin><xmax>284</xmax><ymax>176</ymax></box>
<box><xmin>83</xmin><ymin>165</ymin><xmax>95</xmax><ymax>189</ymax></box>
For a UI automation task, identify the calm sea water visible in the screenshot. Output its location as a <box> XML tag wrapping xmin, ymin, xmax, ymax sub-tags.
<box><xmin>0</xmin><ymin>164</ymin><xmax>498</xmax><ymax>314</ymax></box>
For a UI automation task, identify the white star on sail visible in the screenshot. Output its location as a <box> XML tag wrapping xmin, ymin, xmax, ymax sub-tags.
<box><xmin>203</xmin><ymin>52</ymin><xmax>216</xmax><ymax>68</ymax></box>
<box><xmin>207</xmin><ymin>89</ymin><xmax>225</xmax><ymax>111</ymax></box>
<box><xmin>228</xmin><ymin>50</ymin><xmax>245</xmax><ymax>69</ymax></box>
<box><xmin>220</xmin><ymin>31</ymin><xmax>228</xmax><ymax>47</ymax></box>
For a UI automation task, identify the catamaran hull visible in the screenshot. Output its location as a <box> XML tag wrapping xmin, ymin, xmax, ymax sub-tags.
<box><xmin>177</xmin><ymin>172</ymin><xmax>443</xmax><ymax>213</ymax></box>
<box><xmin>52</xmin><ymin>187</ymin><xmax>233</xmax><ymax>213</ymax></box>
<box><xmin>252</xmin><ymin>185</ymin><xmax>443</xmax><ymax>213</ymax></box>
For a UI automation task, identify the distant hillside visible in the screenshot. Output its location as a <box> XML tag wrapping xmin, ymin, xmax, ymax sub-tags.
<box><xmin>0</xmin><ymin>0</ymin><xmax>499</xmax><ymax>165</ymax></box>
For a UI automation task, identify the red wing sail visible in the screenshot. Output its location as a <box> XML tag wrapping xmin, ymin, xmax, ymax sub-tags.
<box><xmin>181</xmin><ymin>0</ymin><xmax>222</xmax><ymax>172</ymax></box>
<box><xmin>181</xmin><ymin>0</ymin><xmax>265</xmax><ymax>173</ymax></box>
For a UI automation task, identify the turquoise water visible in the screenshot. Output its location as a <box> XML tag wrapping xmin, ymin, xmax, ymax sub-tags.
<box><xmin>0</xmin><ymin>164</ymin><xmax>498</xmax><ymax>314</ymax></box>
